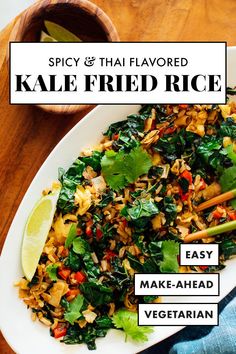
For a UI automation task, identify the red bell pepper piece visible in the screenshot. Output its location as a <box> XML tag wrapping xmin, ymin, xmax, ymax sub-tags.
<box><xmin>180</xmin><ymin>170</ymin><xmax>193</xmax><ymax>184</ymax></box>
<box><xmin>163</xmin><ymin>125</ymin><xmax>177</xmax><ymax>135</ymax></box>
<box><xmin>53</xmin><ymin>323</ymin><xmax>67</xmax><ymax>339</ymax></box>
<box><xmin>58</xmin><ymin>267</ymin><xmax>71</xmax><ymax>280</ymax></box>
<box><xmin>74</xmin><ymin>271</ymin><xmax>86</xmax><ymax>284</ymax></box>
<box><xmin>66</xmin><ymin>288</ymin><xmax>80</xmax><ymax>298</ymax></box>
<box><xmin>85</xmin><ymin>220</ymin><xmax>93</xmax><ymax>237</ymax></box>
<box><xmin>113</xmin><ymin>133</ymin><xmax>119</xmax><ymax>140</ymax></box>
<box><xmin>212</xmin><ymin>206</ymin><xmax>225</xmax><ymax>219</ymax></box>
<box><xmin>228</xmin><ymin>211</ymin><xmax>236</xmax><ymax>221</ymax></box>
<box><xmin>199</xmin><ymin>178</ymin><xmax>207</xmax><ymax>191</ymax></box>
<box><xmin>104</xmin><ymin>250</ymin><xmax>117</xmax><ymax>261</ymax></box>
<box><xmin>199</xmin><ymin>266</ymin><xmax>208</xmax><ymax>271</ymax></box>
<box><xmin>96</xmin><ymin>227</ymin><xmax>103</xmax><ymax>240</ymax></box>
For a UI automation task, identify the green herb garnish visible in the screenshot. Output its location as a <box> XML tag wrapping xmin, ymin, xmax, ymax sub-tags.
<box><xmin>112</xmin><ymin>309</ymin><xmax>153</xmax><ymax>342</ymax></box>
<box><xmin>101</xmin><ymin>145</ymin><xmax>152</xmax><ymax>190</ymax></box>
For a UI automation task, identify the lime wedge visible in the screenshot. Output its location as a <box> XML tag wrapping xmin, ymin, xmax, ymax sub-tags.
<box><xmin>21</xmin><ymin>188</ymin><xmax>60</xmax><ymax>281</ymax></box>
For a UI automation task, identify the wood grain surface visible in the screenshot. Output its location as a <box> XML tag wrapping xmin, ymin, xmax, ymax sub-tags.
<box><xmin>1</xmin><ymin>0</ymin><xmax>236</xmax><ymax>352</ymax></box>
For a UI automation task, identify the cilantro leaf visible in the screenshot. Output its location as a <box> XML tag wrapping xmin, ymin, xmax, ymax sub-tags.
<box><xmin>101</xmin><ymin>146</ymin><xmax>152</xmax><ymax>191</ymax></box>
<box><xmin>65</xmin><ymin>223</ymin><xmax>77</xmax><ymax>248</ymax></box>
<box><xmin>112</xmin><ymin>309</ymin><xmax>153</xmax><ymax>342</ymax></box>
<box><xmin>124</xmin><ymin>146</ymin><xmax>153</xmax><ymax>182</ymax></box>
<box><xmin>226</xmin><ymin>145</ymin><xmax>236</xmax><ymax>165</ymax></box>
<box><xmin>73</xmin><ymin>237</ymin><xmax>88</xmax><ymax>255</ymax></box>
<box><xmin>64</xmin><ymin>294</ymin><xmax>84</xmax><ymax>324</ymax></box>
<box><xmin>220</xmin><ymin>166</ymin><xmax>236</xmax><ymax>192</ymax></box>
<box><xmin>159</xmin><ymin>240</ymin><xmax>179</xmax><ymax>273</ymax></box>
<box><xmin>46</xmin><ymin>263</ymin><xmax>59</xmax><ymax>281</ymax></box>
<box><xmin>101</xmin><ymin>150</ymin><xmax>126</xmax><ymax>190</ymax></box>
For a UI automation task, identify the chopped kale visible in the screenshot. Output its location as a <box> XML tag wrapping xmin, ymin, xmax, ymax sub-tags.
<box><xmin>57</xmin><ymin>159</ymin><xmax>85</xmax><ymax>213</ymax></box>
<box><xmin>80</xmin><ymin>282</ymin><xmax>113</xmax><ymax>306</ymax></box>
<box><xmin>80</xmin><ymin>151</ymin><xmax>103</xmax><ymax>172</ymax></box>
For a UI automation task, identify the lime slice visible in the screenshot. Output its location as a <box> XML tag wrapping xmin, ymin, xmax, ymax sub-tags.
<box><xmin>21</xmin><ymin>188</ymin><xmax>61</xmax><ymax>281</ymax></box>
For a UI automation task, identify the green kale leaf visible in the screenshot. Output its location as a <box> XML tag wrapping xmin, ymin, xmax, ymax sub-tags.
<box><xmin>79</xmin><ymin>151</ymin><xmax>103</xmax><ymax>172</ymax></box>
<box><xmin>80</xmin><ymin>282</ymin><xmax>113</xmax><ymax>306</ymax></box>
<box><xmin>57</xmin><ymin>159</ymin><xmax>85</xmax><ymax>214</ymax></box>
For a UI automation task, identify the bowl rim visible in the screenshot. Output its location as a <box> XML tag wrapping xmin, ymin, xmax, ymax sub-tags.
<box><xmin>10</xmin><ymin>0</ymin><xmax>120</xmax><ymax>43</ymax></box>
<box><xmin>9</xmin><ymin>0</ymin><xmax>120</xmax><ymax>115</ymax></box>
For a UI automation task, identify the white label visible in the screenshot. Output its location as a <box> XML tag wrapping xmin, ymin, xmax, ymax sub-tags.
<box><xmin>134</xmin><ymin>273</ymin><xmax>219</xmax><ymax>296</ymax></box>
<box><xmin>138</xmin><ymin>303</ymin><xmax>218</xmax><ymax>326</ymax></box>
<box><xmin>10</xmin><ymin>42</ymin><xmax>226</xmax><ymax>104</ymax></box>
<box><xmin>180</xmin><ymin>244</ymin><xmax>219</xmax><ymax>266</ymax></box>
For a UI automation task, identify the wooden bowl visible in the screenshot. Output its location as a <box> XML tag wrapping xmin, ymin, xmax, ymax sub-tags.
<box><xmin>9</xmin><ymin>0</ymin><xmax>119</xmax><ymax>114</ymax></box>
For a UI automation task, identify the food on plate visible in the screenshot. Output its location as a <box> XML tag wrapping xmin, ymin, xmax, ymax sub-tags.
<box><xmin>16</xmin><ymin>93</ymin><xmax>236</xmax><ymax>350</ymax></box>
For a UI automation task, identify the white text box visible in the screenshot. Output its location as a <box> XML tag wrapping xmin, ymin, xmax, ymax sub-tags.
<box><xmin>135</xmin><ymin>273</ymin><xmax>219</xmax><ymax>296</ymax></box>
<box><xmin>10</xmin><ymin>42</ymin><xmax>226</xmax><ymax>104</ymax></box>
<box><xmin>180</xmin><ymin>244</ymin><xmax>219</xmax><ymax>266</ymax></box>
<box><xmin>138</xmin><ymin>303</ymin><xmax>218</xmax><ymax>326</ymax></box>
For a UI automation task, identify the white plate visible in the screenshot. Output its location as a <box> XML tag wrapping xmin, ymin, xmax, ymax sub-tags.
<box><xmin>0</xmin><ymin>47</ymin><xmax>236</xmax><ymax>354</ymax></box>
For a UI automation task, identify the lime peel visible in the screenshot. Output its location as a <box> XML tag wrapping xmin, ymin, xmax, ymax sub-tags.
<box><xmin>21</xmin><ymin>187</ymin><xmax>61</xmax><ymax>281</ymax></box>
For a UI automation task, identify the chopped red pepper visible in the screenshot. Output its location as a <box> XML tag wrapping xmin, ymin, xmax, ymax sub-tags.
<box><xmin>76</xmin><ymin>228</ymin><xmax>82</xmax><ymax>236</ymax></box>
<box><xmin>113</xmin><ymin>133</ymin><xmax>119</xmax><ymax>141</ymax></box>
<box><xmin>180</xmin><ymin>170</ymin><xmax>193</xmax><ymax>184</ymax></box>
<box><xmin>58</xmin><ymin>267</ymin><xmax>71</xmax><ymax>280</ymax></box>
<box><xmin>151</xmin><ymin>119</ymin><xmax>156</xmax><ymax>130</ymax></box>
<box><xmin>85</xmin><ymin>220</ymin><xmax>93</xmax><ymax>237</ymax></box>
<box><xmin>122</xmin><ymin>219</ymin><xmax>128</xmax><ymax>228</ymax></box>
<box><xmin>66</xmin><ymin>288</ymin><xmax>80</xmax><ymax>298</ymax></box>
<box><xmin>96</xmin><ymin>227</ymin><xmax>103</xmax><ymax>241</ymax></box>
<box><xmin>179</xmin><ymin>187</ymin><xmax>190</xmax><ymax>202</ymax></box>
<box><xmin>163</xmin><ymin>125</ymin><xmax>177</xmax><ymax>135</ymax></box>
<box><xmin>104</xmin><ymin>250</ymin><xmax>117</xmax><ymax>261</ymax></box>
<box><xmin>199</xmin><ymin>178</ymin><xmax>207</xmax><ymax>191</ymax></box>
<box><xmin>228</xmin><ymin>211</ymin><xmax>236</xmax><ymax>221</ymax></box>
<box><xmin>74</xmin><ymin>271</ymin><xmax>86</xmax><ymax>284</ymax></box>
<box><xmin>61</xmin><ymin>247</ymin><xmax>69</xmax><ymax>257</ymax></box>
<box><xmin>199</xmin><ymin>266</ymin><xmax>208</xmax><ymax>271</ymax></box>
<box><xmin>212</xmin><ymin>206</ymin><xmax>225</xmax><ymax>219</ymax></box>
<box><xmin>53</xmin><ymin>323</ymin><xmax>67</xmax><ymax>339</ymax></box>
<box><xmin>179</xmin><ymin>104</ymin><xmax>188</xmax><ymax>109</ymax></box>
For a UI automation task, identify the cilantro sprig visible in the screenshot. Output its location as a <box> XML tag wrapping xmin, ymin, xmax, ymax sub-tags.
<box><xmin>101</xmin><ymin>146</ymin><xmax>152</xmax><ymax>191</ymax></box>
<box><xmin>64</xmin><ymin>294</ymin><xmax>84</xmax><ymax>324</ymax></box>
<box><xmin>112</xmin><ymin>309</ymin><xmax>153</xmax><ymax>342</ymax></box>
<box><xmin>159</xmin><ymin>240</ymin><xmax>179</xmax><ymax>273</ymax></box>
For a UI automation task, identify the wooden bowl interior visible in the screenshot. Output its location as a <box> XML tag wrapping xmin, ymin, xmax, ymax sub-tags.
<box><xmin>19</xmin><ymin>2</ymin><xmax>111</xmax><ymax>42</ymax></box>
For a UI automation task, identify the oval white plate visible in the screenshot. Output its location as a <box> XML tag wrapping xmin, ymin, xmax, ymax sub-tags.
<box><xmin>0</xmin><ymin>47</ymin><xmax>236</xmax><ymax>354</ymax></box>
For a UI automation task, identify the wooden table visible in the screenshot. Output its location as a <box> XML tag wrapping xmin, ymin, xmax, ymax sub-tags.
<box><xmin>1</xmin><ymin>0</ymin><xmax>236</xmax><ymax>352</ymax></box>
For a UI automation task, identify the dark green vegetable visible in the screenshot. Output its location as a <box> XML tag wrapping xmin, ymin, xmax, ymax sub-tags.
<box><xmin>80</xmin><ymin>282</ymin><xmax>113</xmax><ymax>306</ymax></box>
<box><xmin>220</xmin><ymin>239</ymin><xmax>236</xmax><ymax>259</ymax></box>
<box><xmin>163</xmin><ymin>196</ymin><xmax>177</xmax><ymax>224</ymax></box>
<box><xmin>80</xmin><ymin>151</ymin><xmax>103</xmax><ymax>172</ymax></box>
<box><xmin>65</xmin><ymin>250</ymin><xmax>82</xmax><ymax>272</ymax></box>
<box><xmin>98</xmin><ymin>191</ymin><xmax>114</xmax><ymax>208</ymax></box>
<box><xmin>57</xmin><ymin>159</ymin><xmax>85</xmax><ymax>214</ymax></box>
<box><xmin>65</xmin><ymin>223</ymin><xmax>77</xmax><ymax>249</ymax></box>
<box><xmin>62</xmin><ymin>322</ymin><xmax>110</xmax><ymax>349</ymax></box>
